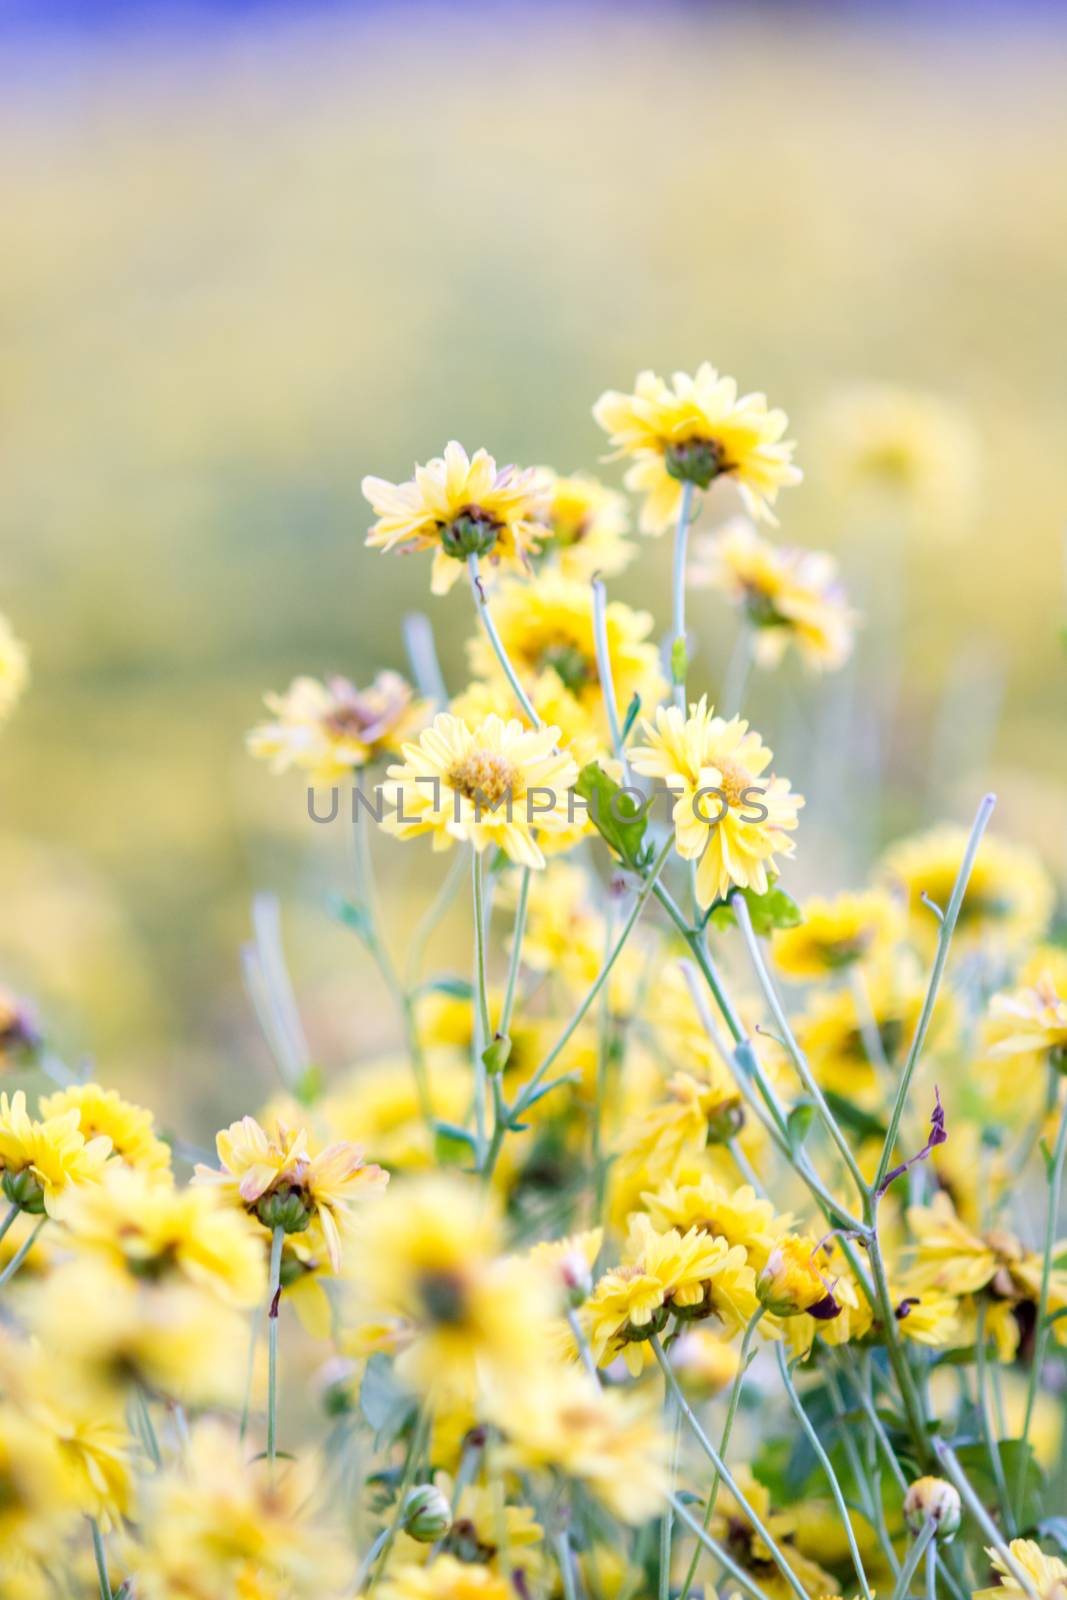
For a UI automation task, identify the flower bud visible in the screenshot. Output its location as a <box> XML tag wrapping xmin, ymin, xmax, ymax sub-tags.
<box><xmin>401</xmin><ymin>1483</ymin><xmax>453</xmax><ymax>1543</ymax></box>
<box><xmin>255</xmin><ymin>1186</ymin><xmax>312</xmax><ymax>1234</ymax></box>
<box><xmin>903</xmin><ymin>1477</ymin><xmax>961</xmax><ymax>1541</ymax></box>
<box><xmin>705</xmin><ymin>1097</ymin><xmax>745</xmax><ymax>1145</ymax></box>
<box><xmin>2</xmin><ymin>1167</ymin><xmax>46</xmax><ymax>1215</ymax></box>
<box><xmin>756</xmin><ymin>1237</ymin><xmax>840</xmax><ymax>1320</ymax></box>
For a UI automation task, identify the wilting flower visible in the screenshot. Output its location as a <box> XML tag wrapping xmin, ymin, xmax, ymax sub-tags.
<box><xmin>772</xmin><ymin>889</ymin><xmax>903</xmax><ymax>980</ymax></box>
<box><xmin>691</xmin><ymin>517</ymin><xmax>857</xmax><ymax>671</ymax></box>
<box><xmin>194</xmin><ymin>1114</ymin><xmax>386</xmax><ymax>1272</ymax></box>
<box><xmin>631</xmin><ymin>697</ymin><xmax>803</xmax><ymax>908</ymax></box>
<box><xmin>881</xmin><ymin>825</ymin><xmax>1053</xmax><ymax>955</ymax></box>
<box><xmin>0</xmin><ymin>614</ymin><xmax>28</xmax><ymax>724</ymax></box>
<box><xmin>379</xmin><ymin>712</ymin><xmax>578</xmax><ymax>869</ymax></box>
<box><xmin>593</xmin><ymin>363</ymin><xmax>800</xmax><ymax>532</ymax></box>
<box><xmin>534</xmin><ymin>469</ymin><xmax>634</xmax><ymax>579</ymax></box>
<box><xmin>0</xmin><ymin>1090</ymin><xmax>111</xmax><ymax>1216</ymax></box>
<box><xmin>248</xmin><ymin>670</ymin><xmax>428</xmax><ymax>783</ymax></box>
<box><xmin>39</xmin><ymin>1083</ymin><xmax>172</xmax><ymax>1182</ymax></box>
<box><xmin>756</xmin><ymin>1234</ymin><xmax>840</xmax><ymax>1319</ymax></box>
<box><xmin>973</xmin><ymin>1540</ymin><xmax>1067</xmax><ymax>1600</ymax></box>
<box><xmin>363</xmin><ymin>441</ymin><xmax>550</xmax><ymax>594</ymax></box>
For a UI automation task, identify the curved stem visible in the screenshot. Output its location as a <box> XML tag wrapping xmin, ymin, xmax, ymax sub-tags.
<box><xmin>471</xmin><ymin>849</ymin><xmax>491</xmax><ymax>1159</ymax></box>
<box><xmin>0</xmin><ymin>1215</ymin><xmax>46</xmax><ymax>1289</ymax></box>
<box><xmin>890</xmin><ymin>1522</ymin><xmax>935</xmax><ymax>1600</ymax></box>
<box><xmin>932</xmin><ymin>1440</ymin><xmax>1040</xmax><ymax>1599</ymax></box>
<box><xmin>668</xmin><ymin>1492</ymin><xmax>774</xmax><ymax>1600</ymax></box>
<box><xmin>468</xmin><ymin>553</ymin><xmax>542</xmax><ymax>727</ymax></box>
<box><xmin>1013</xmin><ymin>1083</ymin><xmax>1067</xmax><ymax>1519</ymax></box>
<box><xmin>976</xmin><ymin>1299</ymin><xmax>1014</xmax><ymax>1533</ymax></box>
<box><xmin>671</xmin><ymin>480</ymin><xmax>695</xmax><ymax>709</ymax></box>
<box><xmin>90</xmin><ymin>1518</ymin><xmax>113</xmax><ymax>1600</ymax></box>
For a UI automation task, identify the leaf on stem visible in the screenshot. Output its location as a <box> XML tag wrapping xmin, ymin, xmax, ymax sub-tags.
<box><xmin>708</xmin><ymin>881</ymin><xmax>802</xmax><ymax>935</ymax></box>
<box><xmin>575</xmin><ymin>763</ymin><xmax>652</xmax><ymax>870</ymax></box>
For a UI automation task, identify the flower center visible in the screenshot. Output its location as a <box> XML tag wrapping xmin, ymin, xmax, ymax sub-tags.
<box><xmin>665</xmin><ymin>436</ymin><xmax>727</xmax><ymax>489</ymax></box>
<box><xmin>448</xmin><ymin>750</ymin><xmax>519</xmax><ymax>807</ymax></box>
<box><xmin>538</xmin><ymin>640</ymin><xmax>594</xmax><ymax>693</ymax></box>
<box><xmin>418</xmin><ymin>1268</ymin><xmax>469</xmax><ymax>1326</ymax></box>
<box><xmin>439</xmin><ymin>504</ymin><xmax>503</xmax><ymax>561</ymax></box>
<box><xmin>713</xmin><ymin>759</ymin><xmax>751</xmax><ymax>809</ymax></box>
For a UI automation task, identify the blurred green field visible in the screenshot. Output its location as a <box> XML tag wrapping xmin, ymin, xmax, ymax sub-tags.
<box><xmin>2</xmin><ymin>7</ymin><xmax>1066</xmax><ymax>1130</ymax></box>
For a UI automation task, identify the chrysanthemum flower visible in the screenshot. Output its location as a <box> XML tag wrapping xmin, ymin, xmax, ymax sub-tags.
<box><xmin>496</xmin><ymin>1368</ymin><xmax>668</xmax><ymax>1524</ymax></box>
<box><xmin>771</xmin><ymin>889</ymin><xmax>903</xmax><ymax>980</ymax></box>
<box><xmin>593</xmin><ymin>364</ymin><xmax>801</xmax><ymax>533</ymax></box>
<box><xmin>973</xmin><ymin>1540</ymin><xmax>1067</xmax><ymax>1600</ymax></box>
<box><xmin>0</xmin><ymin>614</ymin><xmax>29</xmax><ymax>725</ymax></box>
<box><xmin>0</xmin><ymin>1399</ymin><xmax>80</xmax><ymax>1579</ymax></box>
<box><xmin>347</xmin><ymin>1175</ymin><xmax>555</xmax><ymax>1406</ymax></box>
<box><xmin>641</xmin><ymin>1175</ymin><xmax>789</xmax><ymax>1272</ymax></box>
<box><xmin>535</xmin><ymin>469</ymin><xmax>634</xmax><ymax>580</ymax></box>
<box><xmin>0</xmin><ymin>1090</ymin><xmax>111</xmax><ymax>1216</ymax></box>
<box><xmin>362</xmin><ymin>442</ymin><xmax>550</xmax><ymax>595</ymax></box>
<box><xmin>691</xmin><ymin>517</ymin><xmax>857</xmax><ymax>671</ymax></box>
<box><xmin>39</xmin><ymin>1083</ymin><xmax>172</xmax><ymax>1183</ymax></box>
<box><xmin>380</xmin><ymin>712</ymin><xmax>578</xmax><ymax>869</ymax></box>
<box><xmin>985</xmin><ymin>973</ymin><xmax>1067</xmax><ymax>1074</ymax></box>
<box><xmin>321</xmin><ymin>1056</ymin><xmax>470</xmax><ymax>1173</ymax></box>
<box><xmin>55</xmin><ymin>1163</ymin><xmax>266</xmax><ymax>1307</ymax></box>
<box><xmin>794</xmin><ymin>959</ymin><xmax>952</xmax><ymax>1105</ymax></box>
<box><xmin>881</xmin><ymin>825</ymin><xmax>1054</xmax><ymax>955</ymax></box>
<box><xmin>668</xmin><ymin>1327</ymin><xmax>743</xmax><ymax>1396</ymax></box>
<box><xmin>380</xmin><ymin>1555</ymin><xmax>513</xmax><ymax>1600</ymax></box>
<box><xmin>194</xmin><ymin>1113</ymin><xmax>386</xmax><ymax>1273</ymax></box>
<box><xmin>708</xmin><ymin>1469</ymin><xmax>839</xmax><ymax>1600</ymax></box>
<box><xmin>630</xmin><ymin>697</ymin><xmax>802</xmax><ymax>908</ymax></box>
<box><xmin>247</xmin><ymin>670</ymin><xmax>428</xmax><ymax>784</ymax></box>
<box><xmin>756</xmin><ymin>1234</ymin><xmax>840</xmax><ymax>1318</ymax></box>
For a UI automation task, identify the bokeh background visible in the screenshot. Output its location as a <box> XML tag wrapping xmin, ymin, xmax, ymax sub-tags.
<box><xmin>2</xmin><ymin>0</ymin><xmax>1066</xmax><ymax>1138</ymax></box>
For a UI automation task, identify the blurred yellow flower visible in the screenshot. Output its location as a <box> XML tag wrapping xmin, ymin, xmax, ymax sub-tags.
<box><xmin>0</xmin><ymin>614</ymin><xmax>28</xmax><ymax>725</ymax></box>
<box><xmin>881</xmin><ymin>825</ymin><xmax>1053</xmax><ymax>955</ymax></box>
<box><xmin>973</xmin><ymin>1540</ymin><xmax>1067</xmax><ymax>1600</ymax></box>
<box><xmin>39</xmin><ymin>1082</ymin><xmax>172</xmax><ymax>1182</ymax></box>
<box><xmin>667</xmin><ymin>1326</ymin><xmax>742</xmax><ymax>1396</ymax></box>
<box><xmin>631</xmin><ymin>697</ymin><xmax>802</xmax><ymax>908</ymax></box>
<box><xmin>593</xmin><ymin>363</ymin><xmax>800</xmax><ymax>532</ymax></box>
<box><xmin>380</xmin><ymin>711</ymin><xmax>578</xmax><ymax>869</ymax></box>
<box><xmin>985</xmin><ymin>973</ymin><xmax>1067</xmax><ymax>1072</ymax></box>
<box><xmin>363</xmin><ymin>441</ymin><xmax>550</xmax><ymax>595</ymax></box>
<box><xmin>641</xmin><ymin>1174</ymin><xmax>789</xmax><ymax>1271</ymax></box>
<box><xmin>536</xmin><ymin>469</ymin><xmax>633</xmax><ymax>580</ymax></box>
<box><xmin>380</xmin><ymin>1556</ymin><xmax>513</xmax><ymax>1600</ymax></box>
<box><xmin>247</xmin><ymin>670</ymin><xmax>428</xmax><ymax>783</ymax></box>
<box><xmin>771</xmin><ymin>889</ymin><xmax>903</xmax><ymax>980</ymax></box>
<box><xmin>0</xmin><ymin>1090</ymin><xmax>111</xmax><ymax>1217</ymax></box>
<box><xmin>691</xmin><ymin>517</ymin><xmax>857</xmax><ymax>671</ymax></box>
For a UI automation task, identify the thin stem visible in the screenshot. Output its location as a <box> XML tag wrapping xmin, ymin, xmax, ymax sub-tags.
<box><xmin>403</xmin><ymin>849</ymin><xmax>468</xmax><ymax>992</ymax></box>
<box><xmin>592</xmin><ymin>577</ymin><xmax>627</xmax><ymax>772</ymax></box>
<box><xmin>468</xmin><ymin>553</ymin><xmax>542</xmax><ymax>727</ymax></box>
<box><xmin>671</xmin><ymin>480</ymin><xmax>695</xmax><ymax>709</ymax></box>
<box><xmin>660</xmin><ymin>1395</ymin><xmax>680</xmax><ymax>1600</ymax></box>
<box><xmin>775</xmin><ymin>1345</ymin><xmax>872</xmax><ymax>1600</ymax></box>
<box><xmin>975</xmin><ymin>1299</ymin><xmax>1014</xmax><ymax>1534</ymax></box>
<box><xmin>566</xmin><ymin>1306</ymin><xmax>600</xmax><ymax>1384</ymax></box>
<box><xmin>267</xmin><ymin>1225</ymin><xmax>285</xmax><ymax>1466</ymax></box>
<box><xmin>555</xmin><ymin>1531</ymin><xmax>580</xmax><ymax>1600</ymax></box>
<box><xmin>677</xmin><ymin>1308</ymin><xmax>764</xmax><ymax>1600</ymax></box>
<box><xmin>499</xmin><ymin>866</ymin><xmax>531</xmax><ymax>1039</ymax></box>
<box><xmin>668</xmin><ymin>1492</ymin><xmax>775</xmax><ymax>1600</ymax></box>
<box><xmin>402</xmin><ymin>611</ymin><xmax>449</xmax><ymax>708</ymax></box>
<box><xmin>651</xmin><ymin>1335</ymin><xmax>809</xmax><ymax>1600</ymax></box>
<box><xmin>1013</xmin><ymin>1082</ymin><xmax>1067</xmax><ymax>1519</ymax></box>
<box><xmin>825</xmin><ymin>1366</ymin><xmax>899</xmax><ymax>1578</ymax></box>
<box><xmin>90</xmin><ymin>1518</ymin><xmax>113</xmax><ymax>1600</ymax></box>
<box><xmin>0</xmin><ymin>1215</ymin><xmax>46</xmax><ymax>1288</ymax></box>
<box><xmin>873</xmin><ymin>793</ymin><xmax>996</xmax><ymax>1196</ymax></box>
<box><xmin>365</xmin><ymin>1410</ymin><xmax>431</xmax><ymax>1595</ymax></box>
<box><xmin>926</xmin><ymin>1539</ymin><xmax>938</xmax><ymax>1600</ymax></box>
<box><xmin>137</xmin><ymin>1388</ymin><xmax>163</xmax><ymax>1469</ymax></box>
<box><xmin>0</xmin><ymin>1202</ymin><xmax>20</xmax><ymax>1248</ymax></box>
<box><xmin>932</xmin><ymin>1441</ymin><xmax>1040</xmax><ymax>1599</ymax></box>
<box><xmin>732</xmin><ymin>890</ymin><xmax>869</xmax><ymax>1209</ymax></box>
<box><xmin>891</xmin><ymin>1522</ymin><xmax>935</xmax><ymax>1600</ymax></box>
<box><xmin>866</xmin><ymin>1225</ymin><xmax>931</xmax><ymax>1465</ymax></box>
<box><xmin>471</xmin><ymin>848</ymin><xmax>491</xmax><ymax>1159</ymax></box>
<box><xmin>240</xmin><ymin>1307</ymin><xmax>263</xmax><ymax>1443</ymax></box>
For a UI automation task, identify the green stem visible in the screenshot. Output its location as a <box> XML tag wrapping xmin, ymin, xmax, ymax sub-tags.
<box><xmin>555</xmin><ymin>1531</ymin><xmax>580</xmax><ymax>1600</ymax></box>
<box><xmin>890</xmin><ymin>1522</ymin><xmax>935</xmax><ymax>1600</ymax></box>
<box><xmin>775</xmin><ymin>1345</ymin><xmax>872</xmax><ymax>1600</ymax></box>
<box><xmin>1013</xmin><ymin>1083</ymin><xmax>1067</xmax><ymax>1519</ymax></box>
<box><xmin>0</xmin><ymin>1215</ymin><xmax>46</xmax><ymax>1288</ymax></box>
<box><xmin>90</xmin><ymin>1517</ymin><xmax>113</xmax><ymax>1600</ymax></box>
<box><xmin>239</xmin><ymin>1307</ymin><xmax>262</xmax><ymax>1443</ymax></box>
<box><xmin>468</xmin><ymin>552</ymin><xmax>542</xmax><ymax>727</ymax></box>
<box><xmin>366</xmin><ymin>1410</ymin><xmax>431</xmax><ymax>1595</ymax></box>
<box><xmin>0</xmin><ymin>1202</ymin><xmax>20</xmax><ymax>1248</ymax></box>
<box><xmin>137</xmin><ymin>1387</ymin><xmax>162</xmax><ymax>1469</ymax></box>
<box><xmin>471</xmin><ymin>848</ymin><xmax>491</xmax><ymax>1160</ymax></box>
<box><xmin>866</xmin><ymin>1225</ymin><xmax>931</xmax><ymax>1466</ymax></box>
<box><xmin>932</xmin><ymin>1441</ymin><xmax>1040</xmax><ymax>1599</ymax></box>
<box><xmin>267</xmin><ymin>1224</ymin><xmax>284</xmax><ymax>1466</ymax></box>
<box><xmin>677</xmin><ymin>1307</ymin><xmax>764</xmax><ymax>1600</ymax></box>
<box><xmin>592</xmin><ymin>577</ymin><xmax>627</xmax><ymax>771</ymax></box>
<box><xmin>567</xmin><ymin>1306</ymin><xmax>600</xmax><ymax>1383</ymax></box>
<box><xmin>976</xmin><ymin>1299</ymin><xmax>1014</xmax><ymax>1533</ymax></box>
<box><xmin>668</xmin><ymin>1492</ymin><xmax>774</xmax><ymax>1600</ymax></box>
<box><xmin>825</xmin><ymin>1365</ymin><xmax>899</xmax><ymax>1578</ymax></box>
<box><xmin>403</xmin><ymin>849</ymin><xmax>468</xmax><ymax>992</ymax></box>
<box><xmin>926</xmin><ymin>1539</ymin><xmax>938</xmax><ymax>1600</ymax></box>
<box><xmin>671</xmin><ymin>480</ymin><xmax>695</xmax><ymax>709</ymax></box>
<box><xmin>499</xmin><ymin>866</ymin><xmax>530</xmax><ymax>1039</ymax></box>
<box><xmin>650</xmin><ymin>1335</ymin><xmax>808</xmax><ymax>1600</ymax></box>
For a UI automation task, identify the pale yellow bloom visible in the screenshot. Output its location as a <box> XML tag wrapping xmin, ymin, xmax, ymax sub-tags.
<box><xmin>771</xmin><ymin>889</ymin><xmax>903</xmax><ymax>980</ymax></box>
<box><xmin>0</xmin><ymin>614</ymin><xmax>29</xmax><ymax>724</ymax></box>
<box><xmin>536</xmin><ymin>469</ymin><xmax>634</xmax><ymax>580</ymax></box>
<box><xmin>380</xmin><ymin>1556</ymin><xmax>513</xmax><ymax>1600</ymax></box>
<box><xmin>973</xmin><ymin>1540</ymin><xmax>1067</xmax><ymax>1600</ymax></box>
<box><xmin>0</xmin><ymin>1090</ymin><xmax>111</xmax><ymax>1216</ymax></box>
<box><xmin>985</xmin><ymin>973</ymin><xmax>1067</xmax><ymax>1069</ymax></box>
<box><xmin>631</xmin><ymin>697</ymin><xmax>802</xmax><ymax>907</ymax></box>
<box><xmin>380</xmin><ymin>711</ymin><xmax>578</xmax><ymax>869</ymax></box>
<box><xmin>881</xmin><ymin>826</ymin><xmax>1053</xmax><ymax>955</ymax></box>
<box><xmin>248</xmin><ymin>670</ymin><xmax>428</xmax><ymax>783</ymax></box>
<box><xmin>756</xmin><ymin>1234</ymin><xmax>839</xmax><ymax>1317</ymax></box>
<box><xmin>39</xmin><ymin>1082</ymin><xmax>172</xmax><ymax>1182</ymax></box>
<box><xmin>363</xmin><ymin>441</ymin><xmax>550</xmax><ymax>595</ymax></box>
<box><xmin>594</xmin><ymin>363</ymin><xmax>801</xmax><ymax>532</ymax></box>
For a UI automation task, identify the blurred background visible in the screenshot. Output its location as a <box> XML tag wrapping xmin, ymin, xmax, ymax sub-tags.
<box><xmin>1</xmin><ymin>1</ymin><xmax>1065</xmax><ymax>1135</ymax></box>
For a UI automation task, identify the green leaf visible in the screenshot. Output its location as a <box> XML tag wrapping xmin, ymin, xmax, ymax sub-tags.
<box><xmin>1040</xmin><ymin>1517</ymin><xmax>1067</xmax><ymax>1554</ymax></box>
<box><xmin>707</xmin><ymin>881</ymin><xmax>802</xmax><ymax>936</ymax></box>
<box><xmin>433</xmin><ymin>1122</ymin><xmax>478</xmax><ymax>1165</ymax></box>
<box><xmin>416</xmin><ymin>976</ymin><xmax>473</xmax><ymax>1001</ymax></box>
<box><xmin>575</xmin><ymin>762</ymin><xmax>651</xmax><ymax>870</ymax></box>
<box><xmin>293</xmin><ymin>1063</ymin><xmax>325</xmax><ymax>1107</ymax></box>
<box><xmin>787</xmin><ymin>1100</ymin><xmax>816</xmax><ymax>1154</ymax></box>
<box><xmin>823</xmin><ymin>1091</ymin><xmax>888</xmax><ymax>1144</ymax></box>
<box><xmin>670</xmin><ymin>637</ymin><xmax>688</xmax><ymax>685</ymax></box>
<box><xmin>328</xmin><ymin>894</ymin><xmax>374</xmax><ymax>946</ymax></box>
<box><xmin>482</xmin><ymin>1035</ymin><xmax>512</xmax><ymax>1075</ymax></box>
<box><xmin>620</xmin><ymin>693</ymin><xmax>642</xmax><ymax>746</ymax></box>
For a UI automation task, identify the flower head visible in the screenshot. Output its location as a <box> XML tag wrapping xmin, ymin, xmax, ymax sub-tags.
<box><xmin>881</xmin><ymin>826</ymin><xmax>1053</xmax><ymax>955</ymax></box>
<box><xmin>903</xmin><ymin>1476</ymin><xmax>961</xmax><ymax>1540</ymax></box>
<box><xmin>0</xmin><ymin>614</ymin><xmax>28</xmax><ymax>725</ymax></box>
<box><xmin>973</xmin><ymin>1540</ymin><xmax>1067</xmax><ymax>1600</ymax></box>
<box><xmin>0</xmin><ymin>1090</ymin><xmax>110</xmax><ymax>1216</ymax></box>
<box><xmin>691</xmin><ymin>517</ymin><xmax>857</xmax><ymax>671</ymax></box>
<box><xmin>39</xmin><ymin>1083</ymin><xmax>172</xmax><ymax>1182</ymax></box>
<box><xmin>535</xmin><ymin>469</ymin><xmax>633</xmax><ymax>580</ymax></box>
<box><xmin>985</xmin><ymin>974</ymin><xmax>1067</xmax><ymax>1075</ymax></box>
<box><xmin>379</xmin><ymin>1556</ymin><xmax>513</xmax><ymax>1600</ymax></box>
<box><xmin>248</xmin><ymin>670</ymin><xmax>428</xmax><ymax>783</ymax></box>
<box><xmin>363</xmin><ymin>442</ymin><xmax>550</xmax><ymax>594</ymax></box>
<box><xmin>380</xmin><ymin>711</ymin><xmax>578</xmax><ymax>869</ymax></box>
<box><xmin>593</xmin><ymin>363</ymin><xmax>800</xmax><ymax>532</ymax></box>
<box><xmin>772</xmin><ymin>889</ymin><xmax>903</xmax><ymax>981</ymax></box>
<box><xmin>631</xmin><ymin>697</ymin><xmax>802</xmax><ymax>908</ymax></box>
<box><xmin>756</xmin><ymin>1234</ymin><xmax>840</xmax><ymax>1319</ymax></box>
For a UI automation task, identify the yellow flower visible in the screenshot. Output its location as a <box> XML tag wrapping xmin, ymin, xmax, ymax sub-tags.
<box><xmin>362</xmin><ymin>441</ymin><xmax>550</xmax><ymax>595</ymax></box>
<box><xmin>130</xmin><ymin>1420</ymin><xmax>347</xmax><ymax>1600</ymax></box>
<box><xmin>535</xmin><ymin>469</ymin><xmax>634</xmax><ymax>580</ymax></box>
<box><xmin>771</xmin><ymin>890</ymin><xmax>903</xmax><ymax>981</ymax></box>
<box><xmin>817</xmin><ymin>382</ymin><xmax>979</xmax><ymax>533</ymax></box>
<box><xmin>464</xmin><ymin>571</ymin><xmax>665</xmax><ymax>743</ymax></box>
<box><xmin>528</xmin><ymin>1227</ymin><xmax>603</xmax><ymax>1305</ymax></box>
<box><xmin>379</xmin><ymin>1556</ymin><xmax>513</xmax><ymax>1600</ymax></box>
<box><xmin>496</xmin><ymin>1367</ymin><xmax>668</xmax><ymax>1523</ymax></box>
<box><xmin>321</xmin><ymin>1056</ymin><xmax>470</xmax><ymax>1172</ymax></box>
<box><xmin>630</xmin><ymin>697</ymin><xmax>802</xmax><ymax>908</ymax></box>
<box><xmin>593</xmin><ymin>363</ymin><xmax>801</xmax><ymax>532</ymax></box>
<box><xmin>194</xmin><ymin>1113</ymin><xmax>387</xmax><ymax>1273</ymax></box>
<box><xmin>668</xmin><ymin>1327</ymin><xmax>743</xmax><ymax>1396</ymax></box>
<box><xmin>0</xmin><ymin>1090</ymin><xmax>111</xmax><ymax>1216</ymax></box>
<box><xmin>973</xmin><ymin>1540</ymin><xmax>1067</xmax><ymax>1600</ymax></box>
<box><xmin>985</xmin><ymin>974</ymin><xmax>1067</xmax><ymax>1072</ymax></box>
<box><xmin>247</xmin><ymin>670</ymin><xmax>428</xmax><ymax>783</ymax></box>
<box><xmin>641</xmin><ymin>1174</ymin><xmax>789</xmax><ymax>1271</ymax></box>
<box><xmin>881</xmin><ymin>826</ymin><xmax>1054</xmax><ymax>955</ymax></box>
<box><xmin>55</xmin><ymin>1163</ymin><xmax>266</xmax><ymax>1306</ymax></box>
<box><xmin>756</xmin><ymin>1234</ymin><xmax>839</xmax><ymax>1318</ymax></box>
<box><xmin>39</xmin><ymin>1082</ymin><xmax>172</xmax><ymax>1182</ymax></box>
<box><xmin>380</xmin><ymin>711</ymin><xmax>578</xmax><ymax>869</ymax></box>
<box><xmin>795</xmin><ymin>959</ymin><xmax>950</xmax><ymax>1105</ymax></box>
<box><xmin>347</xmin><ymin>1175</ymin><xmax>554</xmax><ymax>1406</ymax></box>
<box><xmin>0</xmin><ymin>1399</ymin><xmax>79</xmax><ymax>1574</ymax></box>
<box><xmin>0</xmin><ymin>614</ymin><xmax>29</xmax><ymax>724</ymax></box>
<box><xmin>708</xmin><ymin>1470</ymin><xmax>838</xmax><ymax>1600</ymax></box>
<box><xmin>691</xmin><ymin>517</ymin><xmax>857</xmax><ymax>671</ymax></box>
<box><xmin>585</xmin><ymin>1214</ymin><xmax>756</xmax><ymax>1374</ymax></box>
